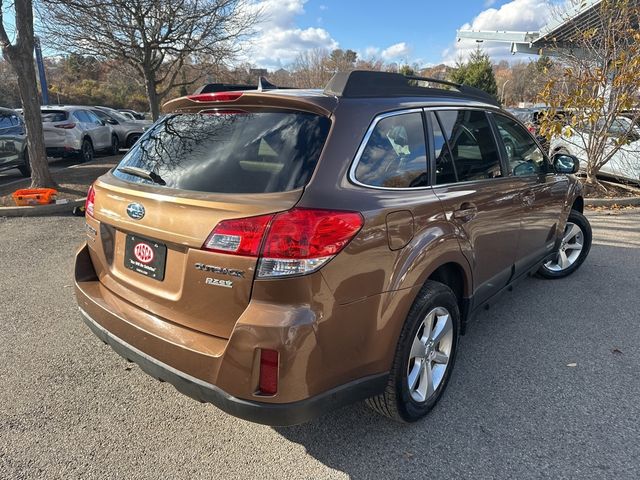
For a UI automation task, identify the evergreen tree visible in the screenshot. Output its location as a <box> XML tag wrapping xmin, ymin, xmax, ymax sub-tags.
<box><xmin>450</xmin><ymin>47</ymin><xmax>498</xmax><ymax>98</ymax></box>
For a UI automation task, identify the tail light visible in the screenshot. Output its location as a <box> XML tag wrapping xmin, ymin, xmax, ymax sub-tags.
<box><xmin>187</xmin><ymin>92</ymin><xmax>243</xmax><ymax>102</ymax></box>
<box><xmin>85</xmin><ymin>183</ymin><xmax>95</xmax><ymax>217</ymax></box>
<box><xmin>203</xmin><ymin>214</ymin><xmax>274</xmax><ymax>256</ymax></box>
<box><xmin>259</xmin><ymin>208</ymin><xmax>363</xmax><ymax>278</ymax></box>
<box><xmin>258</xmin><ymin>349</ymin><xmax>279</xmax><ymax>395</ymax></box>
<box><xmin>202</xmin><ymin>208</ymin><xmax>363</xmax><ymax>278</ymax></box>
<box><xmin>54</xmin><ymin>122</ymin><xmax>77</xmax><ymax>129</ymax></box>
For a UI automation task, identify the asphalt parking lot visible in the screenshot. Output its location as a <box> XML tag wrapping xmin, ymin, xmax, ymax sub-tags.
<box><xmin>0</xmin><ymin>209</ymin><xmax>638</xmax><ymax>479</ymax></box>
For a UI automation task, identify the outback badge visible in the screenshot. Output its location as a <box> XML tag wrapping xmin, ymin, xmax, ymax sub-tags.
<box><xmin>126</xmin><ymin>203</ymin><xmax>145</xmax><ymax>220</ymax></box>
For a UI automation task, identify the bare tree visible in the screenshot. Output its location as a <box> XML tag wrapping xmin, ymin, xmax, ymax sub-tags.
<box><xmin>41</xmin><ymin>0</ymin><xmax>260</xmax><ymax>120</ymax></box>
<box><xmin>538</xmin><ymin>0</ymin><xmax>640</xmax><ymax>191</ymax></box>
<box><xmin>0</xmin><ymin>0</ymin><xmax>55</xmax><ymax>188</ymax></box>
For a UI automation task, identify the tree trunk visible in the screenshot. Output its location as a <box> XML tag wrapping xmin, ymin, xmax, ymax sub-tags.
<box><xmin>143</xmin><ymin>68</ymin><xmax>160</xmax><ymax>121</ymax></box>
<box><xmin>1</xmin><ymin>0</ymin><xmax>55</xmax><ymax>188</ymax></box>
<box><xmin>15</xmin><ymin>55</ymin><xmax>55</xmax><ymax>188</ymax></box>
<box><xmin>584</xmin><ymin>163</ymin><xmax>606</xmax><ymax>196</ymax></box>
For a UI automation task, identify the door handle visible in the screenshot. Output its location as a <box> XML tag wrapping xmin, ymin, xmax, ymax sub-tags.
<box><xmin>453</xmin><ymin>203</ymin><xmax>478</xmax><ymax>221</ymax></box>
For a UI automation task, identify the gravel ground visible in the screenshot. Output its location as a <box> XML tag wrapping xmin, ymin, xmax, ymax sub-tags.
<box><xmin>0</xmin><ymin>209</ymin><xmax>638</xmax><ymax>479</ymax></box>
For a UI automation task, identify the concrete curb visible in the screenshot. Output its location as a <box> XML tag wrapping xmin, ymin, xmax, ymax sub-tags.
<box><xmin>585</xmin><ymin>196</ymin><xmax>640</xmax><ymax>207</ymax></box>
<box><xmin>0</xmin><ymin>197</ymin><xmax>86</xmax><ymax>217</ymax></box>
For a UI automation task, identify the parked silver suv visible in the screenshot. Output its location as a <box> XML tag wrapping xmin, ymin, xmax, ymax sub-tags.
<box><xmin>41</xmin><ymin>106</ymin><xmax>119</xmax><ymax>162</ymax></box>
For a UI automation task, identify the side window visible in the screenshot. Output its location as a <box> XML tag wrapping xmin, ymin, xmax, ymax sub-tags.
<box><xmin>0</xmin><ymin>114</ymin><xmax>11</xmax><ymax>129</ymax></box>
<box><xmin>354</xmin><ymin>112</ymin><xmax>428</xmax><ymax>188</ymax></box>
<box><xmin>85</xmin><ymin>110</ymin><xmax>102</xmax><ymax>125</ymax></box>
<box><xmin>73</xmin><ymin>111</ymin><xmax>88</xmax><ymax>123</ymax></box>
<box><xmin>436</xmin><ymin>110</ymin><xmax>502</xmax><ymax>183</ymax></box>
<box><xmin>493</xmin><ymin>114</ymin><xmax>546</xmax><ymax>176</ymax></box>
<box><xmin>429</xmin><ymin>112</ymin><xmax>457</xmax><ymax>185</ymax></box>
<box><xmin>93</xmin><ymin>110</ymin><xmax>109</xmax><ymax>122</ymax></box>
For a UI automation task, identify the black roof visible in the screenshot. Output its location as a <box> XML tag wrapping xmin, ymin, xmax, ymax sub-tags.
<box><xmin>193</xmin><ymin>71</ymin><xmax>499</xmax><ymax>107</ymax></box>
<box><xmin>324</xmin><ymin>70</ymin><xmax>500</xmax><ymax>106</ymax></box>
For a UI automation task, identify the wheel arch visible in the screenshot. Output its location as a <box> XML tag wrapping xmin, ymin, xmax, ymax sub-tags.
<box><xmin>126</xmin><ymin>132</ymin><xmax>142</xmax><ymax>147</ymax></box>
<box><xmin>424</xmin><ymin>261</ymin><xmax>471</xmax><ymax>333</ymax></box>
<box><xmin>572</xmin><ymin>196</ymin><xmax>584</xmax><ymax>213</ymax></box>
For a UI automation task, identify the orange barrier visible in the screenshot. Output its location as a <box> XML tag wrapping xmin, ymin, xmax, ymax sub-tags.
<box><xmin>12</xmin><ymin>188</ymin><xmax>58</xmax><ymax>206</ymax></box>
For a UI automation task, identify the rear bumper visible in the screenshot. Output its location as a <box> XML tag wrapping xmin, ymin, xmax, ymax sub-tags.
<box><xmin>80</xmin><ymin>306</ymin><xmax>386</xmax><ymax>426</ymax></box>
<box><xmin>74</xmin><ymin>243</ymin><xmax>388</xmax><ymax>425</ymax></box>
<box><xmin>46</xmin><ymin>147</ymin><xmax>77</xmax><ymax>157</ymax></box>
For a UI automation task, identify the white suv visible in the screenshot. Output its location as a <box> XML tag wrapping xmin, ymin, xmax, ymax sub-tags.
<box><xmin>41</xmin><ymin>106</ymin><xmax>119</xmax><ymax>162</ymax></box>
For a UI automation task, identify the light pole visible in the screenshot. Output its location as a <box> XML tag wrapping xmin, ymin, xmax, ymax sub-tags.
<box><xmin>34</xmin><ymin>37</ymin><xmax>49</xmax><ymax>105</ymax></box>
<box><xmin>500</xmin><ymin>78</ymin><xmax>511</xmax><ymax>106</ymax></box>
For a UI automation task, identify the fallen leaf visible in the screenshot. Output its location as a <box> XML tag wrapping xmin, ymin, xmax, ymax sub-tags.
<box><xmin>612</xmin><ymin>348</ymin><xmax>623</xmax><ymax>355</ymax></box>
<box><xmin>567</xmin><ymin>363</ymin><xmax>577</xmax><ymax>367</ymax></box>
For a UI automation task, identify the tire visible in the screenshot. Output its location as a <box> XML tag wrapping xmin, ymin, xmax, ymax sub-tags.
<box><xmin>79</xmin><ymin>138</ymin><xmax>94</xmax><ymax>163</ymax></box>
<box><xmin>367</xmin><ymin>281</ymin><xmax>460</xmax><ymax>422</ymax></box>
<box><xmin>110</xmin><ymin>135</ymin><xmax>120</xmax><ymax>155</ymax></box>
<box><xmin>126</xmin><ymin>133</ymin><xmax>141</xmax><ymax>148</ymax></box>
<box><xmin>538</xmin><ymin>209</ymin><xmax>592</xmax><ymax>279</ymax></box>
<box><xmin>18</xmin><ymin>150</ymin><xmax>31</xmax><ymax>177</ymax></box>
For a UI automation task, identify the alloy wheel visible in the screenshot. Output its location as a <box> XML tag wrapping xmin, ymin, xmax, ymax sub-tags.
<box><xmin>544</xmin><ymin>222</ymin><xmax>584</xmax><ymax>272</ymax></box>
<box><xmin>407</xmin><ymin>307</ymin><xmax>453</xmax><ymax>403</ymax></box>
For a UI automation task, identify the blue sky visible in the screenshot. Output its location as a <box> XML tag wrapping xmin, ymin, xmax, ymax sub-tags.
<box><xmin>1</xmin><ymin>0</ymin><xmax>555</xmax><ymax>68</ymax></box>
<box><xmin>244</xmin><ymin>0</ymin><xmax>557</xmax><ymax>69</ymax></box>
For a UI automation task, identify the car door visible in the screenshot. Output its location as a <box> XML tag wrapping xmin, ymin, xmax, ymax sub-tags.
<box><xmin>84</xmin><ymin>110</ymin><xmax>111</xmax><ymax>149</ymax></box>
<box><xmin>599</xmin><ymin>117</ymin><xmax>640</xmax><ymax>182</ymax></box>
<box><xmin>427</xmin><ymin>109</ymin><xmax>521</xmax><ymax>308</ymax></box>
<box><xmin>0</xmin><ymin>112</ymin><xmax>13</xmax><ymax>167</ymax></box>
<box><xmin>491</xmin><ymin>113</ymin><xmax>568</xmax><ymax>275</ymax></box>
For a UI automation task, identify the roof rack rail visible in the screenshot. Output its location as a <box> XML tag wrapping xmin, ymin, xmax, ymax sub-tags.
<box><xmin>323</xmin><ymin>70</ymin><xmax>499</xmax><ymax>106</ymax></box>
<box><xmin>194</xmin><ymin>76</ymin><xmax>284</xmax><ymax>95</ymax></box>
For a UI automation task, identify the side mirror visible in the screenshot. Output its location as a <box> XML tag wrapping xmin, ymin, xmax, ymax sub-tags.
<box><xmin>553</xmin><ymin>153</ymin><xmax>579</xmax><ymax>174</ymax></box>
<box><xmin>106</xmin><ymin>118</ymin><xmax>118</xmax><ymax>125</ymax></box>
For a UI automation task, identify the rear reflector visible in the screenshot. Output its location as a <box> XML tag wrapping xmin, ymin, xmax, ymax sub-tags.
<box><xmin>202</xmin><ymin>208</ymin><xmax>363</xmax><ymax>278</ymax></box>
<box><xmin>85</xmin><ymin>183</ymin><xmax>95</xmax><ymax>217</ymax></box>
<box><xmin>187</xmin><ymin>92</ymin><xmax>244</xmax><ymax>103</ymax></box>
<box><xmin>259</xmin><ymin>349</ymin><xmax>279</xmax><ymax>396</ymax></box>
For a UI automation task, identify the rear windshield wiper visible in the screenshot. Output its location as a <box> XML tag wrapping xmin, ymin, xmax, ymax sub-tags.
<box><xmin>117</xmin><ymin>166</ymin><xmax>166</xmax><ymax>186</ymax></box>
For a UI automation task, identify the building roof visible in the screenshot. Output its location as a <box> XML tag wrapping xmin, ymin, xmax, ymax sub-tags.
<box><xmin>456</xmin><ymin>0</ymin><xmax>605</xmax><ymax>55</ymax></box>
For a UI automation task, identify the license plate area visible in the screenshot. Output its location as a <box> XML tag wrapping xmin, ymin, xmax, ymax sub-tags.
<box><xmin>124</xmin><ymin>234</ymin><xmax>167</xmax><ymax>281</ymax></box>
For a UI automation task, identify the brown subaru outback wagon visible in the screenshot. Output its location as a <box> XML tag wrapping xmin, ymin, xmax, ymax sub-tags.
<box><xmin>75</xmin><ymin>71</ymin><xmax>591</xmax><ymax>425</ymax></box>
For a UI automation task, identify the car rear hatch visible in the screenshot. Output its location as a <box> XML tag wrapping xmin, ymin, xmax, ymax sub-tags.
<box><xmin>87</xmin><ymin>104</ymin><xmax>332</xmax><ymax>339</ymax></box>
<box><xmin>41</xmin><ymin>110</ymin><xmax>72</xmax><ymax>147</ymax></box>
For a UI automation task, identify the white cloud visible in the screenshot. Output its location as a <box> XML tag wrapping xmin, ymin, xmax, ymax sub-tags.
<box><xmin>444</xmin><ymin>0</ymin><xmax>553</xmax><ymax>64</ymax></box>
<box><xmin>484</xmin><ymin>0</ymin><xmax>497</xmax><ymax>6</ymax></box>
<box><xmin>239</xmin><ymin>0</ymin><xmax>339</xmax><ymax>70</ymax></box>
<box><xmin>380</xmin><ymin>42</ymin><xmax>411</xmax><ymax>61</ymax></box>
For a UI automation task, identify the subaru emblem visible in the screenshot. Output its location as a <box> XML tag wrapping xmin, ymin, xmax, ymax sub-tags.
<box><xmin>126</xmin><ymin>203</ymin><xmax>145</xmax><ymax>220</ymax></box>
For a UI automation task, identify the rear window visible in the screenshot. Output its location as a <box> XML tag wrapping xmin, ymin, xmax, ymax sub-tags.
<box><xmin>41</xmin><ymin>111</ymin><xmax>68</xmax><ymax>122</ymax></box>
<box><xmin>113</xmin><ymin>111</ymin><xmax>331</xmax><ymax>194</ymax></box>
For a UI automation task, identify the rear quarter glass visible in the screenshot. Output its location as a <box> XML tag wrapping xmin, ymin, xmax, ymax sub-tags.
<box><xmin>112</xmin><ymin>110</ymin><xmax>331</xmax><ymax>194</ymax></box>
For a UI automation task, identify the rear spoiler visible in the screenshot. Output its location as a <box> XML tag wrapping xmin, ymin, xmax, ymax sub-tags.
<box><xmin>193</xmin><ymin>77</ymin><xmax>283</xmax><ymax>94</ymax></box>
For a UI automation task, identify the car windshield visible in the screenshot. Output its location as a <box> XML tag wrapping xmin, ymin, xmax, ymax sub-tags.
<box><xmin>113</xmin><ymin>110</ymin><xmax>331</xmax><ymax>194</ymax></box>
<box><xmin>100</xmin><ymin>109</ymin><xmax>129</xmax><ymax>123</ymax></box>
